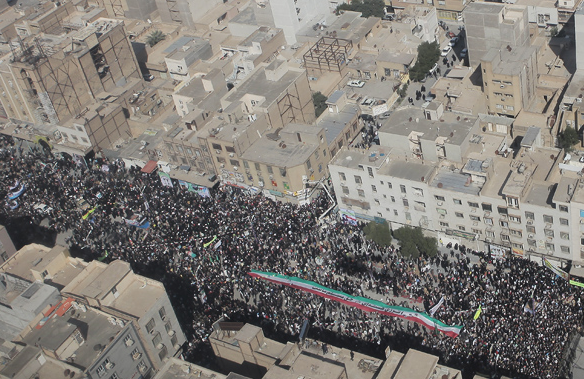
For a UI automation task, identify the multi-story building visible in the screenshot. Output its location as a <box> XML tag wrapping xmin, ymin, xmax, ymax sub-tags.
<box><xmin>481</xmin><ymin>45</ymin><xmax>538</xmax><ymax>118</ymax></box>
<box><xmin>463</xmin><ymin>3</ymin><xmax>530</xmax><ymax>68</ymax></box>
<box><xmin>96</xmin><ymin>0</ymin><xmax>158</xmax><ymax>20</ymax></box>
<box><xmin>0</xmin><ymin>225</ymin><xmax>16</xmax><ymax>264</ymax></box>
<box><xmin>17</xmin><ymin>303</ymin><xmax>155</xmax><ymax>379</ymax></box>
<box><xmin>328</xmin><ymin>110</ymin><xmax>584</xmax><ymax>263</ymax></box>
<box><xmin>0</xmin><ymin>18</ymin><xmax>141</xmax><ymax>124</ymax></box>
<box><xmin>269</xmin><ymin>0</ymin><xmax>332</xmax><ymax>44</ymax></box>
<box><xmin>61</xmin><ymin>260</ymin><xmax>187</xmax><ymax>370</ymax></box>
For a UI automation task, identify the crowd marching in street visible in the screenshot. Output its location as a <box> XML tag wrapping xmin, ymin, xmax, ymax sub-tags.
<box><xmin>0</xmin><ymin>135</ymin><xmax>583</xmax><ymax>379</ymax></box>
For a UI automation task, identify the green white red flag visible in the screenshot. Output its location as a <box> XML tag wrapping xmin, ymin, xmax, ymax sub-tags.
<box><xmin>248</xmin><ymin>270</ymin><xmax>463</xmax><ymax>338</ymax></box>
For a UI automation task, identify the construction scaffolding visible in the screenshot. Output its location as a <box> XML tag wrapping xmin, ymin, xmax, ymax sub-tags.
<box><xmin>303</xmin><ymin>37</ymin><xmax>353</xmax><ymax>73</ymax></box>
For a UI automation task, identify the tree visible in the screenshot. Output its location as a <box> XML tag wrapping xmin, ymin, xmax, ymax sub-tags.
<box><xmin>363</xmin><ymin>220</ymin><xmax>392</xmax><ymax>246</ymax></box>
<box><xmin>550</xmin><ymin>26</ymin><xmax>559</xmax><ymax>38</ymax></box>
<box><xmin>558</xmin><ymin>126</ymin><xmax>580</xmax><ymax>151</ymax></box>
<box><xmin>408</xmin><ymin>41</ymin><xmax>440</xmax><ymax>82</ymax></box>
<box><xmin>146</xmin><ymin>30</ymin><xmax>166</xmax><ymax>47</ymax></box>
<box><xmin>393</xmin><ymin>226</ymin><xmax>438</xmax><ymax>258</ymax></box>
<box><xmin>336</xmin><ymin>0</ymin><xmax>384</xmax><ymax>18</ymax></box>
<box><xmin>313</xmin><ymin>92</ymin><xmax>328</xmax><ymax>118</ymax></box>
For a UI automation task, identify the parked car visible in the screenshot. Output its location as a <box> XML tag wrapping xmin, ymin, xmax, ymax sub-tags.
<box><xmin>347</xmin><ymin>80</ymin><xmax>366</xmax><ymax>88</ymax></box>
<box><xmin>449</xmin><ymin>37</ymin><xmax>459</xmax><ymax>46</ymax></box>
<box><xmin>428</xmin><ymin>62</ymin><xmax>439</xmax><ymax>75</ymax></box>
<box><xmin>143</xmin><ymin>74</ymin><xmax>154</xmax><ymax>81</ymax></box>
<box><xmin>447</xmin><ymin>31</ymin><xmax>456</xmax><ymax>39</ymax></box>
<box><xmin>441</xmin><ymin>46</ymin><xmax>452</xmax><ymax>56</ymax></box>
<box><xmin>460</xmin><ymin>48</ymin><xmax>468</xmax><ymax>58</ymax></box>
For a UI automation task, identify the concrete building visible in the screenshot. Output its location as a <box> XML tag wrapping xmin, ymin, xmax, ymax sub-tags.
<box><xmin>154</xmin><ymin>0</ymin><xmax>242</xmax><ymax>29</ymax></box>
<box><xmin>0</xmin><ymin>18</ymin><xmax>141</xmax><ymax>125</ymax></box>
<box><xmin>96</xmin><ymin>0</ymin><xmax>158</xmax><ymax>20</ymax></box>
<box><xmin>210</xmin><ymin>321</ymin><xmax>461</xmax><ymax>379</ymax></box>
<box><xmin>61</xmin><ymin>260</ymin><xmax>187</xmax><ymax>370</ymax></box>
<box><xmin>463</xmin><ymin>3</ymin><xmax>530</xmax><ymax>68</ymax></box>
<box><xmin>0</xmin><ymin>225</ymin><xmax>16</xmax><ymax>264</ymax></box>
<box><xmin>328</xmin><ymin>117</ymin><xmax>584</xmax><ymax>263</ymax></box>
<box><xmin>17</xmin><ymin>304</ymin><xmax>155</xmax><ymax>379</ymax></box>
<box><xmin>269</xmin><ymin>0</ymin><xmax>332</xmax><ymax>44</ymax></box>
<box><xmin>164</xmin><ymin>36</ymin><xmax>214</xmax><ymax>82</ymax></box>
<box><xmin>575</xmin><ymin>7</ymin><xmax>584</xmax><ymax>71</ymax></box>
<box><xmin>514</xmin><ymin>0</ymin><xmax>558</xmax><ymax>27</ymax></box>
<box><xmin>0</xmin><ymin>346</ymin><xmax>83</xmax><ymax>379</ymax></box>
<box><xmin>153</xmin><ymin>357</ymin><xmax>228</xmax><ymax>379</ymax></box>
<box><xmin>0</xmin><ymin>274</ymin><xmax>61</xmax><ymax>341</ymax></box>
<box><xmin>481</xmin><ymin>45</ymin><xmax>538</xmax><ymax>118</ymax></box>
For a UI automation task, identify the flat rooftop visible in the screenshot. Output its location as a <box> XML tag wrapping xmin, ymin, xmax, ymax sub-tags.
<box><xmin>394</xmin><ymin>349</ymin><xmax>438</xmax><ymax>379</ymax></box>
<box><xmin>330</xmin><ymin>146</ymin><xmax>392</xmax><ymax>170</ymax></box>
<box><xmin>318</xmin><ymin>105</ymin><xmax>359</xmax><ymax>145</ymax></box>
<box><xmin>482</xmin><ymin>46</ymin><xmax>538</xmax><ymax>76</ymax></box>
<box><xmin>240</xmin><ymin>136</ymin><xmax>317</xmax><ymax>167</ymax></box>
<box><xmin>430</xmin><ymin>168</ymin><xmax>482</xmax><ymax>195</ymax></box>
<box><xmin>154</xmin><ymin>357</ymin><xmax>227</xmax><ymax>379</ymax></box>
<box><xmin>21</xmin><ymin>307</ymin><xmax>122</xmax><ymax>370</ymax></box>
<box><xmin>379</xmin><ymin>106</ymin><xmax>476</xmax><ymax>146</ymax></box>
<box><xmin>378</xmin><ymin>160</ymin><xmax>435</xmax><ymax>183</ymax></box>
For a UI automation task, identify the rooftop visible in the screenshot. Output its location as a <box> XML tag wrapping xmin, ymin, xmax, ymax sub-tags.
<box><xmin>378</xmin><ymin>160</ymin><xmax>435</xmax><ymax>183</ymax></box>
<box><xmin>153</xmin><ymin>357</ymin><xmax>227</xmax><ymax>379</ymax></box>
<box><xmin>430</xmin><ymin>167</ymin><xmax>482</xmax><ymax>195</ymax></box>
<box><xmin>21</xmin><ymin>307</ymin><xmax>123</xmax><ymax>370</ymax></box>
<box><xmin>330</xmin><ymin>146</ymin><xmax>392</xmax><ymax>170</ymax></box>
<box><xmin>482</xmin><ymin>46</ymin><xmax>538</xmax><ymax>76</ymax></box>
<box><xmin>318</xmin><ymin>105</ymin><xmax>359</xmax><ymax>145</ymax></box>
<box><xmin>394</xmin><ymin>349</ymin><xmax>438</xmax><ymax>379</ymax></box>
<box><xmin>379</xmin><ymin>106</ymin><xmax>476</xmax><ymax>146</ymax></box>
<box><xmin>240</xmin><ymin>133</ymin><xmax>318</xmax><ymax>167</ymax></box>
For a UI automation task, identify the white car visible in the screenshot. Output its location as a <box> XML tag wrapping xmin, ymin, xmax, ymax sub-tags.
<box><xmin>441</xmin><ymin>46</ymin><xmax>452</xmax><ymax>56</ymax></box>
<box><xmin>347</xmin><ymin>80</ymin><xmax>365</xmax><ymax>88</ymax></box>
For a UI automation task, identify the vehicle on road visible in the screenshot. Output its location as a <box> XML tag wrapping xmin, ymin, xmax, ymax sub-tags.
<box><xmin>449</xmin><ymin>37</ymin><xmax>459</xmax><ymax>46</ymax></box>
<box><xmin>460</xmin><ymin>48</ymin><xmax>468</xmax><ymax>58</ymax></box>
<box><xmin>441</xmin><ymin>46</ymin><xmax>452</xmax><ymax>56</ymax></box>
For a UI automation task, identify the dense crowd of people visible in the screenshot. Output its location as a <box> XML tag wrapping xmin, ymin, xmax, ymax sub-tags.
<box><xmin>0</xmin><ymin>135</ymin><xmax>583</xmax><ymax>379</ymax></box>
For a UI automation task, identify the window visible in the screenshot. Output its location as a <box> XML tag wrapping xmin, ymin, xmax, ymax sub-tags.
<box><xmin>439</xmin><ymin>221</ymin><xmax>449</xmax><ymax>227</ymax></box>
<box><xmin>394</xmin><ymin>210</ymin><xmax>398</xmax><ymax>216</ymax></box>
<box><xmin>159</xmin><ymin>307</ymin><xmax>166</xmax><ymax>320</ymax></box>
<box><xmin>124</xmin><ymin>335</ymin><xmax>135</xmax><ymax>346</ymax></box>
<box><xmin>413</xmin><ymin>187</ymin><xmax>424</xmax><ymax>196</ymax></box>
<box><xmin>455</xmin><ymin>212</ymin><xmax>464</xmax><ymax>218</ymax></box>
<box><xmin>458</xmin><ymin>225</ymin><xmax>466</xmax><ymax>231</ymax></box>
<box><xmin>486</xmin><ymin>230</ymin><xmax>495</xmax><ymax>238</ymax></box>
<box><xmin>435</xmin><ymin>195</ymin><xmax>446</xmax><ymax>201</ymax></box>
<box><xmin>306</xmin><ymin>160</ymin><xmax>312</xmax><ymax>170</ymax></box>
<box><xmin>472</xmin><ymin>228</ymin><xmax>482</xmax><ymax>235</ymax></box>
<box><xmin>482</xmin><ymin>203</ymin><xmax>492</xmax><ymax>212</ymax></box>
<box><xmin>230</xmin><ymin>159</ymin><xmax>239</xmax><ymax>167</ymax></box>
<box><xmin>525</xmin><ymin>212</ymin><xmax>535</xmax><ymax>220</ymax></box>
<box><xmin>152</xmin><ymin>332</ymin><xmax>162</xmax><ymax>347</ymax></box>
<box><xmin>454</xmin><ymin>199</ymin><xmax>462</xmax><ymax>205</ymax></box>
<box><xmin>267</xmin><ymin>165</ymin><xmax>273</xmax><ymax>175</ymax></box>
<box><xmin>560</xmin><ymin>218</ymin><xmax>569</xmax><ymax>226</ymax></box>
<box><xmin>97</xmin><ymin>365</ymin><xmax>106</xmax><ymax>377</ymax></box>
<box><xmin>505</xmin><ymin>105</ymin><xmax>514</xmax><ymax>111</ymax></box>
<box><xmin>109</xmin><ymin>374</ymin><xmax>119</xmax><ymax>379</ymax></box>
<box><xmin>146</xmin><ymin>319</ymin><xmax>156</xmax><ymax>333</ymax></box>
<box><xmin>357</xmin><ymin>189</ymin><xmax>365</xmax><ymax>197</ymax></box>
<box><xmin>354</xmin><ymin>175</ymin><xmax>362</xmax><ymax>184</ymax></box>
<box><xmin>212</xmin><ymin>143</ymin><xmax>222</xmax><ymax>151</ymax></box>
<box><xmin>403</xmin><ymin>198</ymin><xmax>409</xmax><ymax>207</ymax></box>
<box><xmin>500</xmin><ymin>220</ymin><xmax>508</xmax><ymax>227</ymax></box>
<box><xmin>527</xmin><ymin>239</ymin><xmax>536</xmax><ymax>247</ymax></box>
<box><xmin>391</xmin><ymin>196</ymin><xmax>395</xmax><ymax>203</ymax></box>
<box><xmin>507</xmin><ymin>197</ymin><xmax>519</xmax><ymax>208</ymax></box>
<box><xmin>243</xmin><ymin>160</ymin><xmax>249</xmax><ymax>169</ymax></box>
<box><xmin>318</xmin><ymin>164</ymin><xmax>322</xmax><ymax>173</ymax></box>
<box><xmin>388</xmin><ymin>182</ymin><xmax>393</xmax><ymax>189</ymax></box>
<box><xmin>501</xmin><ymin>234</ymin><xmax>510</xmax><ymax>241</ymax></box>
<box><xmin>544</xmin><ymin>229</ymin><xmax>554</xmax><ymax>238</ymax></box>
<box><xmin>339</xmin><ymin>172</ymin><xmax>346</xmax><ymax>181</ymax></box>
<box><xmin>437</xmin><ymin>208</ymin><xmax>447</xmax><ymax>215</ymax></box>
<box><xmin>561</xmin><ymin>232</ymin><xmax>570</xmax><ymax>240</ymax></box>
<box><xmin>255</xmin><ymin>163</ymin><xmax>261</xmax><ymax>171</ymax></box>
<box><xmin>497</xmin><ymin>207</ymin><xmax>508</xmax><ymax>215</ymax></box>
<box><xmin>509</xmin><ymin>215</ymin><xmax>521</xmax><ymax>223</ymax></box>
<box><xmin>510</xmin><ymin>229</ymin><xmax>522</xmax><ymax>237</ymax></box>
<box><xmin>546</xmin><ymin>242</ymin><xmax>554</xmax><ymax>251</ymax></box>
<box><xmin>496</xmin><ymin>104</ymin><xmax>504</xmax><ymax>109</ymax></box>
<box><xmin>561</xmin><ymin>246</ymin><xmax>570</xmax><ymax>254</ymax></box>
<box><xmin>468</xmin><ymin>202</ymin><xmax>479</xmax><ymax>208</ymax></box>
<box><xmin>138</xmin><ymin>360</ymin><xmax>148</xmax><ymax>373</ymax></box>
<box><xmin>225</xmin><ymin>146</ymin><xmax>235</xmax><ymax>153</ymax></box>
<box><xmin>315</xmin><ymin>150</ymin><xmax>320</xmax><ymax>159</ymax></box>
<box><xmin>559</xmin><ymin>205</ymin><xmax>568</xmax><ymax>213</ymax></box>
<box><xmin>158</xmin><ymin>345</ymin><xmax>168</xmax><ymax>360</ymax></box>
<box><xmin>526</xmin><ymin>225</ymin><xmax>535</xmax><ymax>234</ymax></box>
<box><xmin>543</xmin><ymin>215</ymin><xmax>553</xmax><ymax>224</ymax></box>
<box><xmin>368</xmin><ymin>167</ymin><xmax>374</xmax><ymax>178</ymax></box>
<box><xmin>216</xmin><ymin>157</ymin><xmax>226</xmax><ymax>164</ymax></box>
<box><xmin>342</xmin><ymin>186</ymin><xmax>349</xmax><ymax>194</ymax></box>
<box><xmin>400</xmin><ymin>185</ymin><xmax>407</xmax><ymax>194</ymax></box>
<box><xmin>484</xmin><ymin>218</ymin><xmax>493</xmax><ymax>225</ymax></box>
<box><xmin>371</xmin><ymin>185</ymin><xmax>377</xmax><ymax>193</ymax></box>
<box><xmin>280</xmin><ymin>168</ymin><xmax>287</xmax><ymax>177</ymax></box>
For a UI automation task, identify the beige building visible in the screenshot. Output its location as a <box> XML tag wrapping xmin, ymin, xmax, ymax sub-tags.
<box><xmin>61</xmin><ymin>259</ymin><xmax>187</xmax><ymax>370</ymax></box>
<box><xmin>0</xmin><ymin>18</ymin><xmax>141</xmax><ymax>125</ymax></box>
<box><xmin>481</xmin><ymin>46</ymin><xmax>538</xmax><ymax>118</ymax></box>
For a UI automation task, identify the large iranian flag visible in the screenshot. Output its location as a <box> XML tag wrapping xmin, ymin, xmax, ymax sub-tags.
<box><xmin>249</xmin><ymin>270</ymin><xmax>463</xmax><ymax>338</ymax></box>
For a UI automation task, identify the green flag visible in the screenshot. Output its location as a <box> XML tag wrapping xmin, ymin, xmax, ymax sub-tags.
<box><xmin>204</xmin><ymin>236</ymin><xmax>217</xmax><ymax>248</ymax></box>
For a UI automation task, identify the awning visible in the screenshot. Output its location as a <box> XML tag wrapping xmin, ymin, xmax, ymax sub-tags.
<box><xmin>141</xmin><ymin>160</ymin><xmax>158</xmax><ymax>173</ymax></box>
